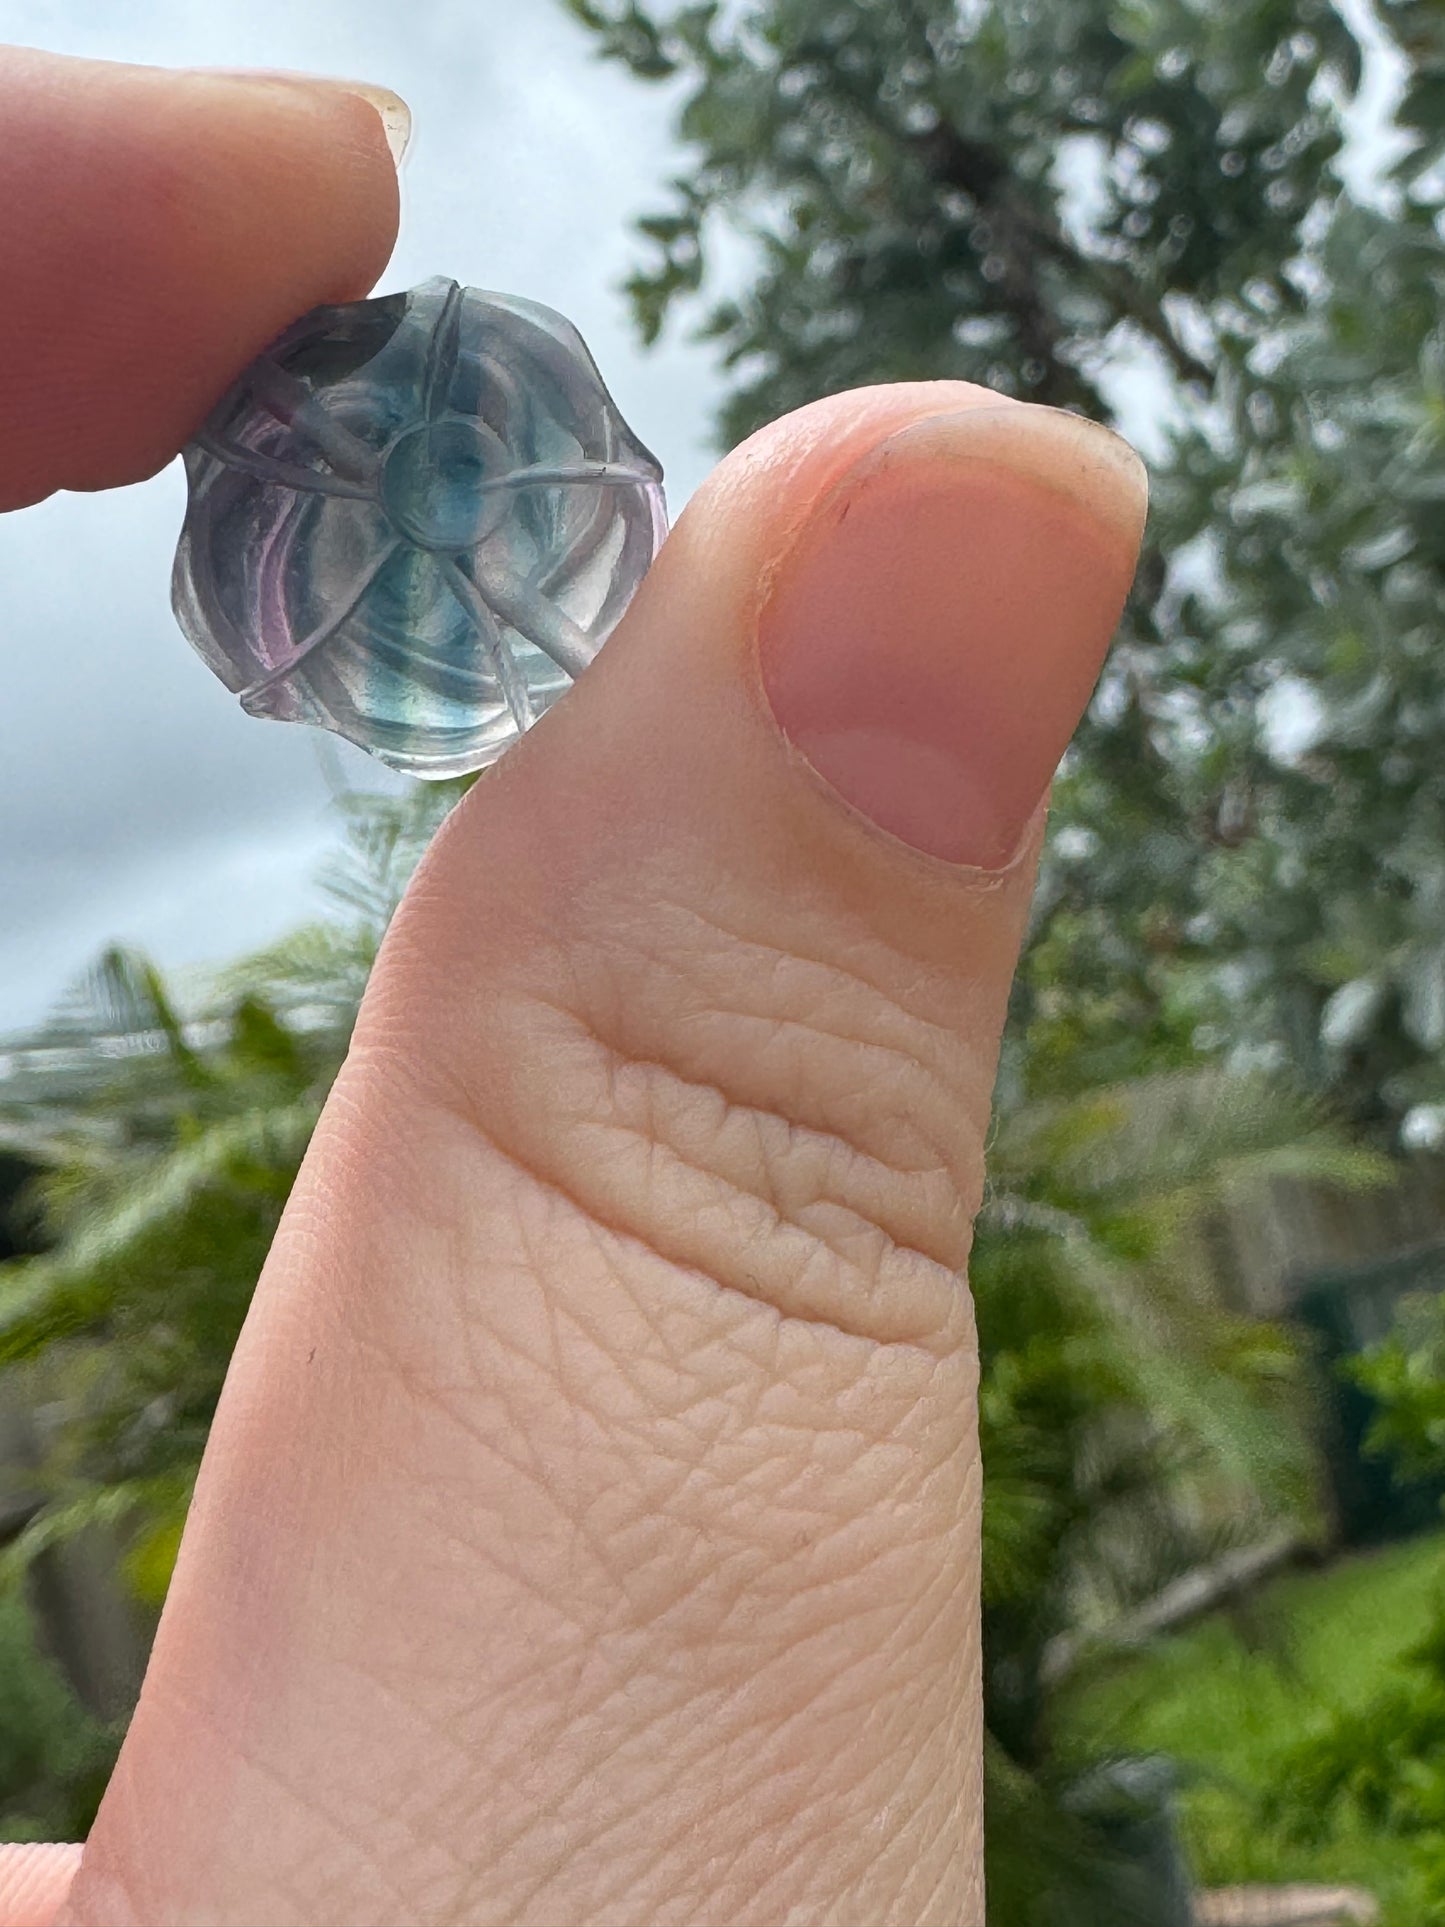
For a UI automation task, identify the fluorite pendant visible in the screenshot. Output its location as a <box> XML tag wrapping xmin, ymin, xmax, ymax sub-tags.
<box><xmin>173</xmin><ymin>278</ymin><xmax>667</xmax><ymax>776</ymax></box>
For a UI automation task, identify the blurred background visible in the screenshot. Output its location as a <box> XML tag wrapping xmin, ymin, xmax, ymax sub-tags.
<box><xmin>3</xmin><ymin>3</ymin><xmax>1445</xmax><ymax>1923</ymax></box>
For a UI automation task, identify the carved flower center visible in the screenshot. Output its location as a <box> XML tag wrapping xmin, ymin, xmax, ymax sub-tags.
<box><xmin>381</xmin><ymin>418</ymin><xmax>506</xmax><ymax>552</ymax></box>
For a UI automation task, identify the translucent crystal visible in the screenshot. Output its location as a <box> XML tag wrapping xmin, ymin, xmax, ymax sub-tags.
<box><xmin>173</xmin><ymin>278</ymin><xmax>667</xmax><ymax>776</ymax></box>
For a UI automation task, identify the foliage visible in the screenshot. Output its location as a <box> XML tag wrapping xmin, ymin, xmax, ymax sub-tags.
<box><xmin>0</xmin><ymin>785</ymin><xmax>460</xmax><ymax>1594</ymax></box>
<box><xmin>969</xmin><ymin>1068</ymin><xmax>1383</xmax><ymax>1916</ymax></box>
<box><xmin>1267</xmin><ymin>1589</ymin><xmax>1445</xmax><ymax>1922</ymax></box>
<box><xmin>0</xmin><ymin>1589</ymin><xmax>117</xmax><ymax>1843</ymax></box>
<box><xmin>1351</xmin><ymin>1286</ymin><xmax>1445</xmax><ymax>1489</ymax></box>
<box><xmin>1066</xmin><ymin>1529</ymin><xmax>1445</xmax><ymax>1924</ymax></box>
<box><xmin>1245</xmin><ymin>1293</ymin><xmax>1445</xmax><ymax>1922</ymax></box>
<box><xmin>565</xmin><ymin>0</ymin><xmax>1445</xmax><ymax>1143</ymax></box>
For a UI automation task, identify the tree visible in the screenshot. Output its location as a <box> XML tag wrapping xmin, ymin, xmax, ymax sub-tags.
<box><xmin>565</xmin><ymin>0</ymin><xmax>1445</xmax><ymax>1143</ymax></box>
<box><xmin>970</xmin><ymin>1068</ymin><xmax>1379</xmax><ymax>1917</ymax></box>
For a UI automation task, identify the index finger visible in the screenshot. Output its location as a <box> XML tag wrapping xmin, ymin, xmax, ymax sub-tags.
<box><xmin>0</xmin><ymin>47</ymin><xmax>402</xmax><ymax>512</ymax></box>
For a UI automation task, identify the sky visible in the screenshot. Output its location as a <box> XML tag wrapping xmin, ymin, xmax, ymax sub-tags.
<box><xmin>0</xmin><ymin>0</ymin><xmax>725</xmax><ymax>1030</ymax></box>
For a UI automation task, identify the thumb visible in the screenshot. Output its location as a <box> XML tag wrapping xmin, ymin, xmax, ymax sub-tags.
<box><xmin>63</xmin><ymin>385</ymin><xmax>1145</xmax><ymax>1927</ymax></box>
<box><xmin>0</xmin><ymin>1846</ymin><xmax>82</xmax><ymax>1927</ymax></box>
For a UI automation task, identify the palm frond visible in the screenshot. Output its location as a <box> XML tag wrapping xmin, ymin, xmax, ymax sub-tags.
<box><xmin>0</xmin><ymin>1473</ymin><xmax>192</xmax><ymax>1590</ymax></box>
<box><xmin>316</xmin><ymin>783</ymin><xmax>463</xmax><ymax>930</ymax></box>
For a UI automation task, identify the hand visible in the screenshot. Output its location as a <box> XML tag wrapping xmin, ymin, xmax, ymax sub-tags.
<box><xmin>0</xmin><ymin>49</ymin><xmax>1145</xmax><ymax>1927</ymax></box>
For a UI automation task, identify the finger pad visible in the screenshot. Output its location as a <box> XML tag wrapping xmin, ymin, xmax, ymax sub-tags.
<box><xmin>0</xmin><ymin>51</ymin><xmax>399</xmax><ymax>509</ymax></box>
<box><xmin>0</xmin><ymin>1842</ymin><xmax>81</xmax><ymax>1927</ymax></box>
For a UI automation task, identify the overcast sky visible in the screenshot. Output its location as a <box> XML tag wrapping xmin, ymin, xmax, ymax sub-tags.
<box><xmin>0</xmin><ymin>0</ymin><xmax>724</xmax><ymax>1030</ymax></box>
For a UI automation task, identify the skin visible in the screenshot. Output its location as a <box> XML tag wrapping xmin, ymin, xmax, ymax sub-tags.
<box><xmin>0</xmin><ymin>49</ymin><xmax>1146</xmax><ymax>1927</ymax></box>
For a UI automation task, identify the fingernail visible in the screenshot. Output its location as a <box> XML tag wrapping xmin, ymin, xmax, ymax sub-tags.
<box><xmin>201</xmin><ymin>70</ymin><xmax>413</xmax><ymax>168</ymax></box>
<box><xmin>758</xmin><ymin>404</ymin><xmax>1148</xmax><ymax>868</ymax></box>
<box><xmin>337</xmin><ymin>81</ymin><xmax>412</xmax><ymax>168</ymax></box>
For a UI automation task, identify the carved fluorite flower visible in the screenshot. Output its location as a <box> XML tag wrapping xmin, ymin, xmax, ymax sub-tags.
<box><xmin>173</xmin><ymin>278</ymin><xmax>667</xmax><ymax>776</ymax></box>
